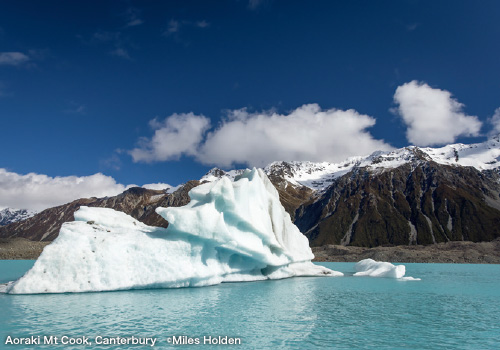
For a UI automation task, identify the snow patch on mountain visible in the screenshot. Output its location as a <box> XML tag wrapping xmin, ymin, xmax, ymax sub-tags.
<box><xmin>0</xmin><ymin>208</ymin><xmax>37</xmax><ymax>226</ymax></box>
<box><xmin>201</xmin><ymin>168</ymin><xmax>245</xmax><ymax>183</ymax></box>
<box><xmin>201</xmin><ymin>137</ymin><xmax>500</xmax><ymax>192</ymax></box>
<box><xmin>422</xmin><ymin>136</ymin><xmax>500</xmax><ymax>170</ymax></box>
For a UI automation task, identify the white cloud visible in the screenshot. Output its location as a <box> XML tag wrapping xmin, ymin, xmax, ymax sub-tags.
<box><xmin>130</xmin><ymin>104</ymin><xmax>392</xmax><ymax>168</ymax></box>
<box><xmin>129</xmin><ymin>113</ymin><xmax>211</xmax><ymax>163</ymax></box>
<box><xmin>142</xmin><ymin>183</ymin><xmax>172</xmax><ymax>191</ymax></box>
<box><xmin>198</xmin><ymin>104</ymin><xmax>392</xmax><ymax>167</ymax></box>
<box><xmin>0</xmin><ymin>52</ymin><xmax>29</xmax><ymax>66</ymax></box>
<box><xmin>393</xmin><ymin>80</ymin><xmax>482</xmax><ymax>146</ymax></box>
<box><xmin>489</xmin><ymin>108</ymin><xmax>500</xmax><ymax>138</ymax></box>
<box><xmin>0</xmin><ymin>169</ymin><xmax>132</xmax><ymax>211</ymax></box>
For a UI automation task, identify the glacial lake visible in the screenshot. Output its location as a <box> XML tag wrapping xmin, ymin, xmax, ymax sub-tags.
<box><xmin>1</xmin><ymin>261</ymin><xmax>499</xmax><ymax>349</ymax></box>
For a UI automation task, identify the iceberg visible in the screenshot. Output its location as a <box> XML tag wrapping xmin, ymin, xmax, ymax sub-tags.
<box><xmin>6</xmin><ymin>168</ymin><xmax>341</xmax><ymax>294</ymax></box>
<box><xmin>353</xmin><ymin>259</ymin><xmax>420</xmax><ymax>280</ymax></box>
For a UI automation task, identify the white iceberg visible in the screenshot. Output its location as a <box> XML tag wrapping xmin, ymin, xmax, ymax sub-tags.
<box><xmin>353</xmin><ymin>258</ymin><xmax>420</xmax><ymax>280</ymax></box>
<box><xmin>6</xmin><ymin>168</ymin><xmax>341</xmax><ymax>294</ymax></box>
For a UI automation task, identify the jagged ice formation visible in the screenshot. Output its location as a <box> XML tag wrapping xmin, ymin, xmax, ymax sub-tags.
<box><xmin>5</xmin><ymin>168</ymin><xmax>341</xmax><ymax>294</ymax></box>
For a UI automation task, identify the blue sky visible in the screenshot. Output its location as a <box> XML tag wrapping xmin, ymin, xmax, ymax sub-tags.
<box><xmin>1</xmin><ymin>0</ymin><xmax>499</xmax><ymax>210</ymax></box>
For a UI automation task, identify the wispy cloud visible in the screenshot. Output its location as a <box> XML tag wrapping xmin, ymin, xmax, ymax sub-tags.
<box><xmin>163</xmin><ymin>20</ymin><xmax>180</xmax><ymax>36</ymax></box>
<box><xmin>0</xmin><ymin>52</ymin><xmax>30</xmax><ymax>66</ymax></box>
<box><xmin>64</xmin><ymin>102</ymin><xmax>86</xmax><ymax>114</ymax></box>
<box><xmin>162</xmin><ymin>19</ymin><xmax>210</xmax><ymax>40</ymax></box>
<box><xmin>100</xmin><ymin>153</ymin><xmax>122</xmax><ymax>171</ymax></box>
<box><xmin>123</xmin><ymin>6</ymin><xmax>143</xmax><ymax>27</ymax></box>
<box><xmin>0</xmin><ymin>81</ymin><xmax>7</xmax><ymax>97</ymax></box>
<box><xmin>406</xmin><ymin>23</ymin><xmax>419</xmax><ymax>31</ymax></box>
<box><xmin>488</xmin><ymin>108</ymin><xmax>500</xmax><ymax>138</ymax></box>
<box><xmin>248</xmin><ymin>0</ymin><xmax>265</xmax><ymax>10</ymax></box>
<box><xmin>90</xmin><ymin>30</ymin><xmax>133</xmax><ymax>60</ymax></box>
<box><xmin>110</xmin><ymin>47</ymin><xmax>132</xmax><ymax>60</ymax></box>
<box><xmin>93</xmin><ymin>30</ymin><xmax>121</xmax><ymax>42</ymax></box>
<box><xmin>196</xmin><ymin>20</ymin><xmax>210</xmax><ymax>28</ymax></box>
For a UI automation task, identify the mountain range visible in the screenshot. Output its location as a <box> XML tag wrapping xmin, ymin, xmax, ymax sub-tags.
<box><xmin>1</xmin><ymin>136</ymin><xmax>499</xmax><ymax>248</ymax></box>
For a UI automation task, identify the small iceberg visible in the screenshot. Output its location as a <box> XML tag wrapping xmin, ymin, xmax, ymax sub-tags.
<box><xmin>354</xmin><ymin>259</ymin><xmax>420</xmax><ymax>280</ymax></box>
<box><xmin>6</xmin><ymin>168</ymin><xmax>341</xmax><ymax>294</ymax></box>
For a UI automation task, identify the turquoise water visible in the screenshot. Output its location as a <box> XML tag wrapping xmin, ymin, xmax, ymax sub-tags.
<box><xmin>1</xmin><ymin>261</ymin><xmax>499</xmax><ymax>349</ymax></box>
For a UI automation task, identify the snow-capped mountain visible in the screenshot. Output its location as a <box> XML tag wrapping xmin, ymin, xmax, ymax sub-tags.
<box><xmin>195</xmin><ymin>137</ymin><xmax>500</xmax><ymax>247</ymax></box>
<box><xmin>200</xmin><ymin>168</ymin><xmax>245</xmax><ymax>182</ymax></box>
<box><xmin>2</xmin><ymin>137</ymin><xmax>500</xmax><ymax>248</ymax></box>
<box><xmin>0</xmin><ymin>208</ymin><xmax>37</xmax><ymax>226</ymax></box>
<box><xmin>264</xmin><ymin>136</ymin><xmax>500</xmax><ymax>191</ymax></box>
<box><xmin>203</xmin><ymin>136</ymin><xmax>500</xmax><ymax>192</ymax></box>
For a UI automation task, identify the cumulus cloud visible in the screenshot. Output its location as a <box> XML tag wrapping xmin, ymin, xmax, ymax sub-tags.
<box><xmin>393</xmin><ymin>81</ymin><xmax>482</xmax><ymax>146</ymax></box>
<box><xmin>489</xmin><ymin>108</ymin><xmax>500</xmax><ymax>138</ymax></box>
<box><xmin>0</xmin><ymin>52</ymin><xmax>29</xmax><ymax>66</ymax></box>
<box><xmin>0</xmin><ymin>169</ymin><xmax>132</xmax><ymax>211</ymax></box>
<box><xmin>129</xmin><ymin>113</ymin><xmax>211</xmax><ymax>162</ymax></box>
<box><xmin>130</xmin><ymin>104</ymin><xmax>393</xmax><ymax>168</ymax></box>
<box><xmin>198</xmin><ymin>104</ymin><xmax>392</xmax><ymax>167</ymax></box>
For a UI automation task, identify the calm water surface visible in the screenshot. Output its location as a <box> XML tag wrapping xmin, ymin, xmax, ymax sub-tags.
<box><xmin>1</xmin><ymin>261</ymin><xmax>499</xmax><ymax>349</ymax></box>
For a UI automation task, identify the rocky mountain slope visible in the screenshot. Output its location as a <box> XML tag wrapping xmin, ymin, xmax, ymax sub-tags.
<box><xmin>242</xmin><ymin>137</ymin><xmax>500</xmax><ymax>247</ymax></box>
<box><xmin>296</xmin><ymin>157</ymin><xmax>500</xmax><ymax>247</ymax></box>
<box><xmin>1</xmin><ymin>137</ymin><xmax>499</xmax><ymax>248</ymax></box>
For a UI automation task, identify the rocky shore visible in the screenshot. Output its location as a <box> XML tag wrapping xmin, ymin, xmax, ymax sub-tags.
<box><xmin>0</xmin><ymin>238</ymin><xmax>50</xmax><ymax>260</ymax></box>
<box><xmin>312</xmin><ymin>239</ymin><xmax>500</xmax><ymax>264</ymax></box>
<box><xmin>1</xmin><ymin>237</ymin><xmax>500</xmax><ymax>263</ymax></box>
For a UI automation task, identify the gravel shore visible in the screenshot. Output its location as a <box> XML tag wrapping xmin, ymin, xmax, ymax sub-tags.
<box><xmin>0</xmin><ymin>238</ymin><xmax>50</xmax><ymax>260</ymax></box>
<box><xmin>1</xmin><ymin>237</ymin><xmax>499</xmax><ymax>263</ymax></box>
<box><xmin>312</xmin><ymin>239</ymin><xmax>500</xmax><ymax>264</ymax></box>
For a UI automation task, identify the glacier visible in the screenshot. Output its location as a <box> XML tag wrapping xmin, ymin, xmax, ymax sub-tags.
<box><xmin>354</xmin><ymin>259</ymin><xmax>420</xmax><ymax>280</ymax></box>
<box><xmin>5</xmin><ymin>168</ymin><xmax>341</xmax><ymax>294</ymax></box>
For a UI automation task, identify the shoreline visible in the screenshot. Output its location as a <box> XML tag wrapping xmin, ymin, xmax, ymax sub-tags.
<box><xmin>0</xmin><ymin>238</ymin><xmax>50</xmax><ymax>260</ymax></box>
<box><xmin>312</xmin><ymin>239</ymin><xmax>500</xmax><ymax>264</ymax></box>
<box><xmin>1</xmin><ymin>237</ymin><xmax>499</xmax><ymax>263</ymax></box>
